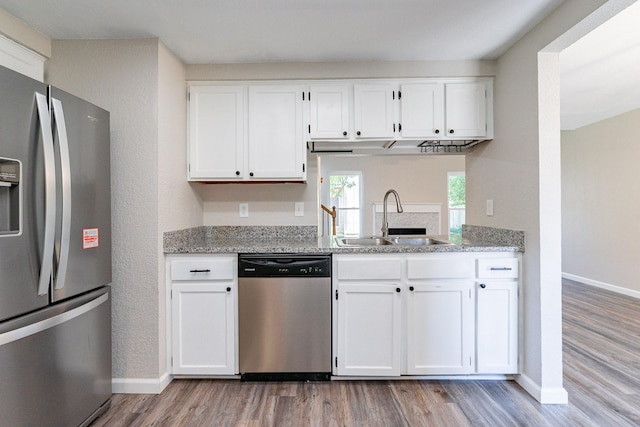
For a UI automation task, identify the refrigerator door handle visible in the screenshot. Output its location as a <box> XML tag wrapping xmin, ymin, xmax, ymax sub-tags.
<box><xmin>35</xmin><ymin>92</ymin><xmax>56</xmax><ymax>296</ymax></box>
<box><xmin>0</xmin><ymin>292</ymin><xmax>109</xmax><ymax>346</ymax></box>
<box><xmin>51</xmin><ymin>98</ymin><xmax>72</xmax><ymax>290</ymax></box>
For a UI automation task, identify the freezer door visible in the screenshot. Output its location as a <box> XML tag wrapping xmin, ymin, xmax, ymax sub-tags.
<box><xmin>0</xmin><ymin>286</ymin><xmax>112</xmax><ymax>427</ymax></box>
<box><xmin>0</xmin><ymin>65</ymin><xmax>50</xmax><ymax>322</ymax></box>
<box><xmin>49</xmin><ymin>88</ymin><xmax>111</xmax><ymax>302</ymax></box>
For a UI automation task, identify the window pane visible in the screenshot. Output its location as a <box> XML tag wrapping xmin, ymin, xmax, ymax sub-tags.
<box><xmin>448</xmin><ymin>172</ymin><xmax>465</xmax><ymax>235</ymax></box>
<box><xmin>329</xmin><ymin>173</ymin><xmax>361</xmax><ymax>236</ymax></box>
<box><xmin>448</xmin><ymin>175</ymin><xmax>466</xmax><ymax>208</ymax></box>
<box><xmin>330</xmin><ymin>175</ymin><xmax>360</xmax><ymax>208</ymax></box>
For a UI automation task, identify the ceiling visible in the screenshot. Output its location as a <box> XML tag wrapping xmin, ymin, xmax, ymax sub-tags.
<box><xmin>1</xmin><ymin>0</ymin><xmax>638</xmax><ymax>130</ymax></box>
<box><xmin>0</xmin><ymin>0</ymin><xmax>564</xmax><ymax>64</ymax></box>
<box><xmin>560</xmin><ymin>1</ymin><xmax>640</xmax><ymax>130</ymax></box>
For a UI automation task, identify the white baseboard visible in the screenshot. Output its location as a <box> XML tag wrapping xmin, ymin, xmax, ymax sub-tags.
<box><xmin>112</xmin><ymin>372</ymin><xmax>173</xmax><ymax>394</ymax></box>
<box><xmin>562</xmin><ymin>273</ymin><xmax>640</xmax><ymax>300</ymax></box>
<box><xmin>516</xmin><ymin>374</ymin><xmax>568</xmax><ymax>404</ymax></box>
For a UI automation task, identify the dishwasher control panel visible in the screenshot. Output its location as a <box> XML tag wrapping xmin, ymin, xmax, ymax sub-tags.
<box><xmin>238</xmin><ymin>254</ymin><xmax>331</xmax><ymax>277</ymax></box>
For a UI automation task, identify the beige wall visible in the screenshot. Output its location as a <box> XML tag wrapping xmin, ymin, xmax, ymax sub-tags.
<box><xmin>0</xmin><ymin>7</ymin><xmax>50</xmax><ymax>57</ymax></box>
<box><xmin>320</xmin><ymin>155</ymin><xmax>465</xmax><ymax>235</ymax></box>
<box><xmin>186</xmin><ymin>60</ymin><xmax>496</xmax><ymax>81</ymax></box>
<box><xmin>157</xmin><ymin>42</ymin><xmax>202</xmax><ymax>377</ymax></box>
<box><xmin>47</xmin><ymin>39</ymin><xmax>201</xmax><ymax>388</ymax></box>
<box><xmin>562</xmin><ymin>108</ymin><xmax>640</xmax><ymax>296</ymax></box>
<box><xmin>466</xmin><ymin>0</ymin><xmax>614</xmax><ymax>403</ymax></box>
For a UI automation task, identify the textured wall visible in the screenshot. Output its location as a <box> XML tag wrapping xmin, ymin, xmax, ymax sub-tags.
<box><xmin>466</xmin><ymin>0</ymin><xmax>611</xmax><ymax>402</ymax></box>
<box><xmin>157</xmin><ymin>42</ymin><xmax>202</xmax><ymax>375</ymax></box>
<box><xmin>562</xmin><ymin>108</ymin><xmax>640</xmax><ymax>295</ymax></box>
<box><xmin>47</xmin><ymin>39</ymin><xmax>162</xmax><ymax>380</ymax></box>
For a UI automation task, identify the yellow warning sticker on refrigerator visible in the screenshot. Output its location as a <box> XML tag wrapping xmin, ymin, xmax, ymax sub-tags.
<box><xmin>82</xmin><ymin>228</ymin><xmax>99</xmax><ymax>249</ymax></box>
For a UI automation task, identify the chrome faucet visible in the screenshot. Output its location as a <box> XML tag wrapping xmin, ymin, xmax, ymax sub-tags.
<box><xmin>381</xmin><ymin>189</ymin><xmax>403</xmax><ymax>237</ymax></box>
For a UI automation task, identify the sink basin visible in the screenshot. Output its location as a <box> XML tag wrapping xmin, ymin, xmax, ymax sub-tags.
<box><xmin>336</xmin><ymin>235</ymin><xmax>451</xmax><ymax>247</ymax></box>
<box><xmin>338</xmin><ymin>237</ymin><xmax>394</xmax><ymax>246</ymax></box>
<box><xmin>386</xmin><ymin>237</ymin><xmax>450</xmax><ymax>246</ymax></box>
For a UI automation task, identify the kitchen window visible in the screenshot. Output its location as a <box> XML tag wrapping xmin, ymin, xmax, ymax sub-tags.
<box><xmin>448</xmin><ymin>171</ymin><xmax>465</xmax><ymax>235</ymax></box>
<box><xmin>328</xmin><ymin>172</ymin><xmax>362</xmax><ymax>237</ymax></box>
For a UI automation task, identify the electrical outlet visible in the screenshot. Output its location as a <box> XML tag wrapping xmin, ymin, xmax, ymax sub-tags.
<box><xmin>239</xmin><ymin>203</ymin><xmax>249</xmax><ymax>218</ymax></box>
<box><xmin>295</xmin><ymin>202</ymin><xmax>304</xmax><ymax>217</ymax></box>
<box><xmin>486</xmin><ymin>199</ymin><xmax>494</xmax><ymax>216</ymax></box>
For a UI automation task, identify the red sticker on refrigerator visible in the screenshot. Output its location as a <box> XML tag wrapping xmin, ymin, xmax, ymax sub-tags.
<box><xmin>82</xmin><ymin>228</ymin><xmax>99</xmax><ymax>249</ymax></box>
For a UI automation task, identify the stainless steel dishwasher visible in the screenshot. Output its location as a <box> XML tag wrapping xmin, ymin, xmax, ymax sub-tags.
<box><xmin>238</xmin><ymin>253</ymin><xmax>331</xmax><ymax>381</ymax></box>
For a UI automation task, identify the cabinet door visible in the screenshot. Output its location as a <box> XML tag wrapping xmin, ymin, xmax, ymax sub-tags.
<box><xmin>400</xmin><ymin>83</ymin><xmax>444</xmax><ymax>138</ymax></box>
<box><xmin>309</xmin><ymin>84</ymin><xmax>350</xmax><ymax>139</ymax></box>
<box><xmin>172</xmin><ymin>282</ymin><xmax>235</xmax><ymax>375</ymax></box>
<box><xmin>353</xmin><ymin>84</ymin><xmax>396</xmax><ymax>138</ymax></box>
<box><xmin>188</xmin><ymin>86</ymin><xmax>244</xmax><ymax>179</ymax></box>
<box><xmin>406</xmin><ymin>282</ymin><xmax>474</xmax><ymax>375</ymax></box>
<box><xmin>248</xmin><ymin>85</ymin><xmax>305</xmax><ymax>179</ymax></box>
<box><xmin>445</xmin><ymin>82</ymin><xmax>487</xmax><ymax>138</ymax></box>
<box><xmin>476</xmin><ymin>281</ymin><xmax>518</xmax><ymax>373</ymax></box>
<box><xmin>336</xmin><ymin>283</ymin><xmax>402</xmax><ymax>376</ymax></box>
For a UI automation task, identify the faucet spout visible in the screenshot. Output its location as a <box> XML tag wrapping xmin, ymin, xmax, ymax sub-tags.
<box><xmin>381</xmin><ymin>189</ymin><xmax>403</xmax><ymax>237</ymax></box>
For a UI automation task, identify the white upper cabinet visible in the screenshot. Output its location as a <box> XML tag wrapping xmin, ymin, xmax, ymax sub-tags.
<box><xmin>353</xmin><ymin>84</ymin><xmax>396</xmax><ymax>138</ymax></box>
<box><xmin>399</xmin><ymin>83</ymin><xmax>445</xmax><ymax>138</ymax></box>
<box><xmin>248</xmin><ymin>85</ymin><xmax>306</xmax><ymax>180</ymax></box>
<box><xmin>308</xmin><ymin>84</ymin><xmax>350</xmax><ymax>139</ymax></box>
<box><xmin>445</xmin><ymin>82</ymin><xmax>487</xmax><ymax>138</ymax></box>
<box><xmin>188</xmin><ymin>83</ymin><xmax>306</xmax><ymax>182</ymax></box>
<box><xmin>188</xmin><ymin>86</ymin><xmax>244</xmax><ymax>180</ymax></box>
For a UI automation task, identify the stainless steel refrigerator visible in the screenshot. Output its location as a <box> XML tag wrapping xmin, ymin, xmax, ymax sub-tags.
<box><xmin>0</xmin><ymin>65</ymin><xmax>112</xmax><ymax>427</ymax></box>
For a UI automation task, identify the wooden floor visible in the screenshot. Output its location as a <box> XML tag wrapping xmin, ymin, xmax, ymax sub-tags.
<box><xmin>91</xmin><ymin>279</ymin><xmax>640</xmax><ymax>426</ymax></box>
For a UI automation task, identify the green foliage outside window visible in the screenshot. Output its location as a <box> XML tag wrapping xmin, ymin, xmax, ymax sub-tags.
<box><xmin>448</xmin><ymin>175</ymin><xmax>466</xmax><ymax>208</ymax></box>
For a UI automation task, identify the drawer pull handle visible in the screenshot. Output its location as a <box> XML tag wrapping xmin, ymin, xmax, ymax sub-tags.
<box><xmin>480</xmin><ymin>283</ymin><xmax>486</xmax><ymax>289</ymax></box>
<box><xmin>226</xmin><ymin>287</ymin><xmax>231</xmax><ymax>292</ymax></box>
<box><xmin>189</xmin><ymin>269</ymin><xmax>211</xmax><ymax>273</ymax></box>
<box><xmin>490</xmin><ymin>267</ymin><xmax>512</xmax><ymax>271</ymax></box>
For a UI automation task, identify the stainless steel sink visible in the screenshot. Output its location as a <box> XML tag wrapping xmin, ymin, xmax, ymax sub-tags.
<box><xmin>386</xmin><ymin>237</ymin><xmax>450</xmax><ymax>246</ymax></box>
<box><xmin>338</xmin><ymin>237</ymin><xmax>394</xmax><ymax>246</ymax></box>
<box><xmin>336</xmin><ymin>235</ymin><xmax>451</xmax><ymax>247</ymax></box>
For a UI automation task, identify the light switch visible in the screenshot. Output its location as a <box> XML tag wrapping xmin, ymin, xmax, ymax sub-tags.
<box><xmin>486</xmin><ymin>199</ymin><xmax>494</xmax><ymax>216</ymax></box>
<box><xmin>239</xmin><ymin>203</ymin><xmax>249</xmax><ymax>218</ymax></box>
<box><xmin>295</xmin><ymin>202</ymin><xmax>304</xmax><ymax>217</ymax></box>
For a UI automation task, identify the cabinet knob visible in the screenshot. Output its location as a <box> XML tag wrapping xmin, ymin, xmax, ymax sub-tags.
<box><xmin>356</xmin><ymin>131</ymin><xmax>361</xmax><ymax>136</ymax></box>
<box><xmin>343</xmin><ymin>131</ymin><xmax>347</xmax><ymax>136</ymax></box>
<box><xmin>434</xmin><ymin>129</ymin><xmax>440</xmax><ymax>134</ymax></box>
<box><xmin>479</xmin><ymin>283</ymin><xmax>486</xmax><ymax>289</ymax></box>
<box><xmin>226</xmin><ymin>287</ymin><xmax>231</xmax><ymax>292</ymax></box>
<box><xmin>235</xmin><ymin>171</ymin><xmax>240</xmax><ymax>176</ymax></box>
<box><xmin>449</xmin><ymin>129</ymin><xmax>455</xmax><ymax>134</ymax></box>
<box><xmin>409</xmin><ymin>286</ymin><xmax>414</xmax><ymax>291</ymax></box>
<box><xmin>249</xmin><ymin>172</ymin><xmax>254</xmax><ymax>177</ymax></box>
<box><xmin>396</xmin><ymin>287</ymin><xmax>401</xmax><ymax>293</ymax></box>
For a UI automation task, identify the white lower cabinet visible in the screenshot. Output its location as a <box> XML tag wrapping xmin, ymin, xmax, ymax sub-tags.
<box><xmin>476</xmin><ymin>256</ymin><xmax>519</xmax><ymax>374</ymax></box>
<box><xmin>334</xmin><ymin>253</ymin><xmax>519</xmax><ymax>377</ymax></box>
<box><xmin>336</xmin><ymin>283</ymin><xmax>402</xmax><ymax>376</ymax></box>
<box><xmin>406</xmin><ymin>282</ymin><xmax>474</xmax><ymax>374</ymax></box>
<box><xmin>168</xmin><ymin>255</ymin><xmax>237</xmax><ymax>375</ymax></box>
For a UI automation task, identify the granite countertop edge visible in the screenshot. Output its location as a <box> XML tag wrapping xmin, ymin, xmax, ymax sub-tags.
<box><xmin>163</xmin><ymin>234</ymin><xmax>521</xmax><ymax>255</ymax></box>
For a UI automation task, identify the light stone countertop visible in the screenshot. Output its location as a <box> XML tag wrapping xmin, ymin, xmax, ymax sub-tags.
<box><xmin>163</xmin><ymin>225</ymin><xmax>523</xmax><ymax>254</ymax></box>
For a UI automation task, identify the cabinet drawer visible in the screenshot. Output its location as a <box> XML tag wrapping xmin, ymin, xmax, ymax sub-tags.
<box><xmin>407</xmin><ymin>257</ymin><xmax>473</xmax><ymax>279</ymax></box>
<box><xmin>170</xmin><ymin>258</ymin><xmax>235</xmax><ymax>281</ymax></box>
<box><xmin>336</xmin><ymin>259</ymin><xmax>402</xmax><ymax>280</ymax></box>
<box><xmin>476</xmin><ymin>258</ymin><xmax>518</xmax><ymax>279</ymax></box>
